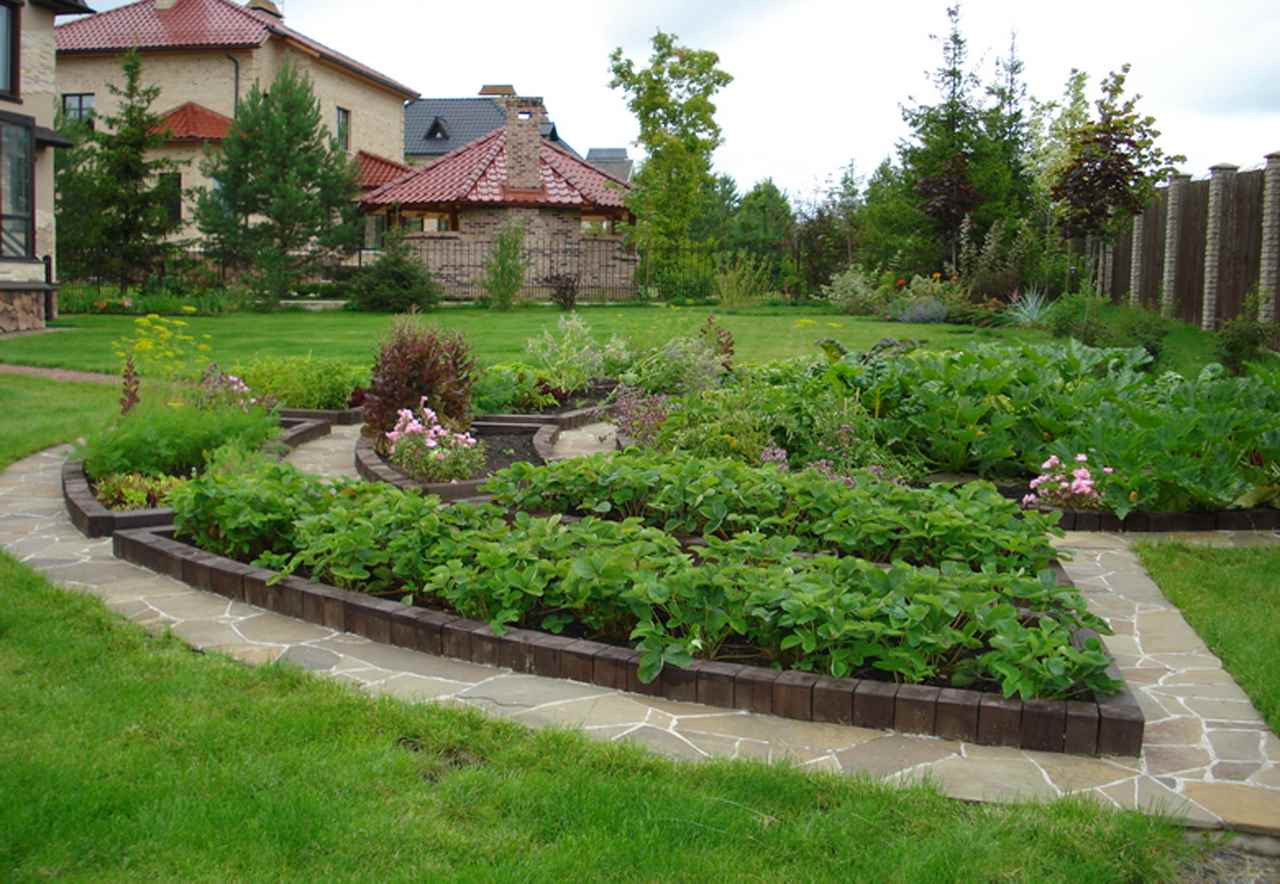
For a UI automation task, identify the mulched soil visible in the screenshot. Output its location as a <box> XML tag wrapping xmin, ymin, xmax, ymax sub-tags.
<box><xmin>477</xmin><ymin>431</ymin><xmax>543</xmax><ymax>475</ymax></box>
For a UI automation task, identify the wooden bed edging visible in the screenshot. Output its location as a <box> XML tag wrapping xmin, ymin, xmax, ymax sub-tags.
<box><xmin>353</xmin><ymin>424</ymin><xmax>556</xmax><ymax>501</ymax></box>
<box><xmin>278</xmin><ymin>407</ymin><xmax>364</xmax><ymax>426</ymax></box>
<box><xmin>112</xmin><ymin>527</ymin><xmax>1144</xmax><ymax>758</ymax></box>
<box><xmin>63</xmin><ymin>418</ymin><xmax>330</xmax><ymax>539</ymax></box>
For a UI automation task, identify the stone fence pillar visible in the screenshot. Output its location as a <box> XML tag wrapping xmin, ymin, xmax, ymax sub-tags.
<box><xmin>1201</xmin><ymin>164</ymin><xmax>1238</xmax><ymax>330</ymax></box>
<box><xmin>1128</xmin><ymin>214</ymin><xmax>1144</xmax><ymax>306</ymax></box>
<box><xmin>1260</xmin><ymin>152</ymin><xmax>1280</xmax><ymax>323</ymax></box>
<box><xmin>1161</xmin><ymin>173</ymin><xmax>1190</xmax><ymax>317</ymax></box>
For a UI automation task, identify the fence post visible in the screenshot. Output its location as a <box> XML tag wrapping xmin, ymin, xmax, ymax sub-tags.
<box><xmin>1160</xmin><ymin>173</ymin><xmax>1190</xmax><ymax>317</ymax></box>
<box><xmin>1201</xmin><ymin>164</ymin><xmax>1238</xmax><ymax>330</ymax></box>
<box><xmin>1128</xmin><ymin>214</ymin><xmax>1144</xmax><ymax>306</ymax></box>
<box><xmin>1260</xmin><ymin>151</ymin><xmax>1280</xmax><ymax>323</ymax></box>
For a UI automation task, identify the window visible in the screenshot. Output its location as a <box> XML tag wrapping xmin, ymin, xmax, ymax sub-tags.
<box><xmin>0</xmin><ymin>2</ymin><xmax>17</xmax><ymax>101</ymax></box>
<box><xmin>365</xmin><ymin>214</ymin><xmax>387</xmax><ymax>249</ymax></box>
<box><xmin>62</xmin><ymin>93</ymin><xmax>96</xmax><ymax>125</ymax></box>
<box><xmin>160</xmin><ymin>173</ymin><xmax>182</xmax><ymax>225</ymax></box>
<box><xmin>0</xmin><ymin>114</ymin><xmax>33</xmax><ymax>259</ymax></box>
<box><xmin>336</xmin><ymin>106</ymin><xmax>350</xmax><ymax>152</ymax></box>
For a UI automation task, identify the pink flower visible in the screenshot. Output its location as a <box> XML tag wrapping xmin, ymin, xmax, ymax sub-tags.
<box><xmin>1021</xmin><ymin>493</ymin><xmax>1038</xmax><ymax>507</ymax></box>
<box><xmin>1075</xmin><ymin>453</ymin><xmax>1089</xmax><ymax>463</ymax></box>
<box><xmin>1103</xmin><ymin>467</ymin><xmax>1115</xmax><ymax>475</ymax></box>
<box><xmin>1073</xmin><ymin>468</ymin><xmax>1091</xmax><ymax>481</ymax></box>
<box><xmin>1042</xmin><ymin>456</ymin><xmax>1061</xmax><ymax>470</ymax></box>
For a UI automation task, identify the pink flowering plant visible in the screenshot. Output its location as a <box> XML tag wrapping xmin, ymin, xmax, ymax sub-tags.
<box><xmin>386</xmin><ymin>398</ymin><xmax>487</xmax><ymax>483</ymax></box>
<box><xmin>1021</xmin><ymin>453</ymin><xmax>1116</xmax><ymax>512</ymax></box>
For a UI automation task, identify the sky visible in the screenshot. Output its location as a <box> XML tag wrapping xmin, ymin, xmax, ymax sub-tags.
<box><xmin>83</xmin><ymin>0</ymin><xmax>1280</xmax><ymax>203</ymax></box>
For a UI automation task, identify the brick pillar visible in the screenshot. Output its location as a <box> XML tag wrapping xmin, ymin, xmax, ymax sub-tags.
<box><xmin>1201</xmin><ymin>164</ymin><xmax>1238</xmax><ymax>330</ymax></box>
<box><xmin>1260</xmin><ymin>152</ymin><xmax>1280</xmax><ymax>323</ymax></box>
<box><xmin>1128</xmin><ymin>214</ymin><xmax>1144</xmax><ymax>306</ymax></box>
<box><xmin>1161</xmin><ymin>173</ymin><xmax>1190</xmax><ymax>317</ymax></box>
<box><xmin>1100</xmin><ymin>242</ymin><xmax>1115</xmax><ymax>298</ymax></box>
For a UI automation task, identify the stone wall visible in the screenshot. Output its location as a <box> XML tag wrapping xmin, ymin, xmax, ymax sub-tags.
<box><xmin>0</xmin><ymin>292</ymin><xmax>46</xmax><ymax>333</ymax></box>
<box><xmin>404</xmin><ymin>207</ymin><xmax>638</xmax><ymax>300</ymax></box>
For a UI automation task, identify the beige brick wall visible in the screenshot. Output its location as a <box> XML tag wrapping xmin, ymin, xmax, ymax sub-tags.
<box><xmin>57</xmin><ymin>49</ymin><xmax>255</xmax><ymax>122</ymax></box>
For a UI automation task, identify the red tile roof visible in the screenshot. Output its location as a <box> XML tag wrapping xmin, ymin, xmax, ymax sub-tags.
<box><xmin>363</xmin><ymin>129</ymin><xmax>631</xmax><ymax>212</ymax></box>
<box><xmin>355</xmin><ymin>150</ymin><xmax>412</xmax><ymax>190</ymax></box>
<box><xmin>152</xmin><ymin>101</ymin><xmax>233</xmax><ymax>142</ymax></box>
<box><xmin>56</xmin><ymin>0</ymin><xmax>417</xmax><ymax>98</ymax></box>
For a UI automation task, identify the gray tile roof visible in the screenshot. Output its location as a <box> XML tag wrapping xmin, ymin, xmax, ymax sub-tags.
<box><xmin>404</xmin><ymin>97</ymin><xmax>577</xmax><ymax>159</ymax></box>
<box><xmin>586</xmin><ymin>148</ymin><xmax>634</xmax><ymax>183</ymax></box>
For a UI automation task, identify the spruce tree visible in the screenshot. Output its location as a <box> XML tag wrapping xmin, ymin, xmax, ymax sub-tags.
<box><xmin>54</xmin><ymin>115</ymin><xmax>109</xmax><ymax>284</ymax></box>
<box><xmin>92</xmin><ymin>50</ymin><xmax>183</xmax><ymax>293</ymax></box>
<box><xmin>195</xmin><ymin>62</ymin><xmax>360</xmax><ymax>306</ymax></box>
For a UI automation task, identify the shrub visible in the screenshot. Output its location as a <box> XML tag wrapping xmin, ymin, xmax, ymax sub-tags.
<box><xmin>613</xmin><ymin>386</ymin><xmax>671</xmax><ymax>445</ymax></box>
<box><xmin>525</xmin><ymin>314</ymin><xmax>629</xmax><ymax>394</ymax></box>
<box><xmin>385</xmin><ymin>399</ymin><xmax>487</xmax><ymax>481</ymax></box>
<box><xmin>482</xmin><ymin>221</ymin><xmax>525</xmax><ymax>310</ymax></box>
<box><xmin>348</xmin><ymin>228</ymin><xmax>441</xmax><ymax>312</ymax></box>
<box><xmin>891</xmin><ymin>296</ymin><xmax>949</xmax><ymax>324</ymax></box>
<box><xmin>622</xmin><ymin>334</ymin><xmax>726</xmax><ymax>395</ymax></box>
<box><xmin>1216</xmin><ymin>292</ymin><xmax>1278</xmax><ymax>375</ymax></box>
<box><xmin>79</xmin><ymin>403</ymin><xmax>280</xmax><ymax>481</ymax></box>
<box><xmin>1109</xmin><ymin>306</ymin><xmax>1171</xmax><ymax>360</ymax></box>
<box><xmin>542</xmin><ymin>272</ymin><xmax>579</xmax><ymax>311</ymax></box>
<box><xmin>234</xmin><ymin>355</ymin><xmax>366</xmax><ymax>410</ymax></box>
<box><xmin>472</xmin><ymin>363</ymin><xmax>558</xmax><ymax>414</ymax></box>
<box><xmin>363</xmin><ymin>317</ymin><xmax>476</xmax><ymax>435</ymax></box>
<box><xmin>1005</xmin><ymin>287</ymin><xmax>1051</xmax><ymax>327</ymax></box>
<box><xmin>1046</xmin><ymin>292</ymin><xmax>1112</xmax><ymax>346</ymax></box>
<box><xmin>822</xmin><ymin>266</ymin><xmax>893</xmax><ymax>316</ymax></box>
<box><xmin>713</xmin><ymin>252</ymin><xmax>769</xmax><ymax>308</ymax></box>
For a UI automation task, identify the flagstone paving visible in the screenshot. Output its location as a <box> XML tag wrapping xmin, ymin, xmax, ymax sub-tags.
<box><xmin>4</xmin><ymin>437</ymin><xmax>1280</xmax><ymax>840</ymax></box>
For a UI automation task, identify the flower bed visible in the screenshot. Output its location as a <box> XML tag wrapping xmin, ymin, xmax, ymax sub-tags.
<box><xmin>475</xmin><ymin>379</ymin><xmax>617</xmax><ymax>431</ymax></box>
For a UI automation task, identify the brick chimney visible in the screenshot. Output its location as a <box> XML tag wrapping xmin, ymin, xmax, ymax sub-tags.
<box><xmin>155</xmin><ymin>0</ymin><xmax>180</xmax><ymax>9</ymax></box>
<box><xmin>505</xmin><ymin>97</ymin><xmax>543</xmax><ymax>192</ymax></box>
<box><xmin>246</xmin><ymin>0</ymin><xmax>284</xmax><ymax>19</ymax></box>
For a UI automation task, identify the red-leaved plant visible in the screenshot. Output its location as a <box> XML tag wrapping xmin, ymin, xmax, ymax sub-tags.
<box><xmin>363</xmin><ymin>318</ymin><xmax>476</xmax><ymax>440</ymax></box>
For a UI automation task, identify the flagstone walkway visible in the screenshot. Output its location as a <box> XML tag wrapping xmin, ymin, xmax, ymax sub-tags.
<box><xmin>4</xmin><ymin>431</ymin><xmax>1280</xmax><ymax>841</ymax></box>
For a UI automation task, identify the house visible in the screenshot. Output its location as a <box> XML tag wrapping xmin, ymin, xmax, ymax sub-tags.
<box><xmin>363</xmin><ymin>97</ymin><xmax>635</xmax><ymax>300</ymax></box>
<box><xmin>54</xmin><ymin>0</ymin><xmax>418</xmax><ymax>235</ymax></box>
<box><xmin>586</xmin><ymin>148</ymin><xmax>633</xmax><ymax>184</ymax></box>
<box><xmin>0</xmin><ymin>0</ymin><xmax>96</xmax><ymax>334</ymax></box>
<box><xmin>404</xmin><ymin>84</ymin><xmax>576</xmax><ymax>169</ymax></box>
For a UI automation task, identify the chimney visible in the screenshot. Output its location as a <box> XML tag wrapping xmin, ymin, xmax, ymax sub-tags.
<box><xmin>505</xmin><ymin>97</ymin><xmax>543</xmax><ymax>192</ymax></box>
<box><xmin>156</xmin><ymin>0</ymin><xmax>179</xmax><ymax>9</ymax></box>
<box><xmin>246</xmin><ymin>0</ymin><xmax>284</xmax><ymax>18</ymax></box>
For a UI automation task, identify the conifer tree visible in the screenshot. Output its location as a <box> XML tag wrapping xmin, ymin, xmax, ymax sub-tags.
<box><xmin>195</xmin><ymin>62</ymin><xmax>360</xmax><ymax>306</ymax></box>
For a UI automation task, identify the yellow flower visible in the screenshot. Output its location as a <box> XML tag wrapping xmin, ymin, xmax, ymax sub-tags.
<box><xmin>793</xmin><ymin>319</ymin><xmax>817</xmax><ymax>329</ymax></box>
<box><xmin>181</xmin><ymin>306</ymin><xmax>197</xmax><ymax>315</ymax></box>
<box><xmin>825</xmin><ymin>322</ymin><xmax>844</xmax><ymax>329</ymax></box>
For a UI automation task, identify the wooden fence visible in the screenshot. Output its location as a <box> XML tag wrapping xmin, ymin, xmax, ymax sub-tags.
<box><xmin>1100</xmin><ymin>153</ymin><xmax>1280</xmax><ymax>327</ymax></box>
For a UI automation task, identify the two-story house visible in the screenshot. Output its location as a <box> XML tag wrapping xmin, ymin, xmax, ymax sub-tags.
<box><xmin>54</xmin><ymin>0</ymin><xmax>418</xmax><ymax>236</ymax></box>
<box><xmin>0</xmin><ymin>0</ymin><xmax>94</xmax><ymax>334</ymax></box>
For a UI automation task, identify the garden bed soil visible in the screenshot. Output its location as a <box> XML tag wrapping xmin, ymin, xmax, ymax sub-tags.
<box><xmin>355</xmin><ymin>422</ymin><xmax>555</xmax><ymax>501</ymax></box>
<box><xmin>112</xmin><ymin>526</ymin><xmax>1145</xmax><ymax>758</ymax></box>
<box><xmin>62</xmin><ymin>418</ymin><xmax>330</xmax><ymax>539</ymax></box>
<box><xmin>925</xmin><ymin>473</ymin><xmax>1280</xmax><ymax>533</ymax></box>
<box><xmin>476</xmin><ymin>380</ymin><xmax>617</xmax><ymax>431</ymax></box>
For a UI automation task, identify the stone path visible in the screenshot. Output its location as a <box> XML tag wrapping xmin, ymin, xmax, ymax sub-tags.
<box><xmin>285</xmin><ymin>424</ymin><xmax>361</xmax><ymax>479</ymax></box>
<box><xmin>4</xmin><ymin>434</ymin><xmax>1280</xmax><ymax>841</ymax></box>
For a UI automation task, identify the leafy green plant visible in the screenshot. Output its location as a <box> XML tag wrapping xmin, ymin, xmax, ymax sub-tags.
<box><xmin>713</xmin><ymin>252</ymin><xmax>769</xmax><ymax>308</ymax></box>
<box><xmin>524</xmin><ymin>315</ymin><xmax>628</xmax><ymax>394</ymax></box>
<box><xmin>349</xmin><ymin>227</ymin><xmax>441</xmax><ymax>313</ymax></box>
<box><xmin>472</xmin><ymin>363</ymin><xmax>559</xmax><ymax>414</ymax></box>
<box><xmin>822</xmin><ymin>266</ymin><xmax>894</xmax><ymax>316</ymax></box>
<box><xmin>233</xmin><ymin>355</ymin><xmax>365</xmax><ymax>410</ymax></box>
<box><xmin>93</xmin><ymin>472</ymin><xmax>186</xmax><ymax>511</ymax></box>
<box><xmin>1005</xmin><ymin>287</ymin><xmax>1050</xmax><ymax>327</ymax></box>
<box><xmin>363</xmin><ymin>317</ymin><xmax>476</xmax><ymax>434</ymax></box>
<box><xmin>1216</xmin><ymin>291</ymin><xmax>1278</xmax><ymax>375</ymax></box>
<box><xmin>622</xmin><ymin>334</ymin><xmax>725</xmax><ymax>395</ymax></box>
<box><xmin>482</xmin><ymin>222</ymin><xmax>526</xmax><ymax>311</ymax></box>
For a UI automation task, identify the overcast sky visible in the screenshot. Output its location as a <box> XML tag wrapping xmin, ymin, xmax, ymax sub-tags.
<box><xmin>88</xmin><ymin>0</ymin><xmax>1280</xmax><ymax>201</ymax></box>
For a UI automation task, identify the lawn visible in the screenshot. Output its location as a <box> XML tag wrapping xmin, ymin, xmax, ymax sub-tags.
<box><xmin>0</xmin><ymin>305</ymin><xmax>1052</xmax><ymax>376</ymax></box>
<box><xmin>0</xmin><ymin>552</ymin><xmax>1200</xmax><ymax>882</ymax></box>
<box><xmin>1136</xmin><ymin>541</ymin><xmax>1280</xmax><ymax>733</ymax></box>
<box><xmin>0</xmin><ymin>375</ymin><xmax>118</xmax><ymax>468</ymax></box>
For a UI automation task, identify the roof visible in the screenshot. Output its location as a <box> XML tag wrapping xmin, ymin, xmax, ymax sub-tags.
<box><xmin>355</xmin><ymin>150</ymin><xmax>411</xmax><ymax>190</ymax></box>
<box><xmin>152</xmin><ymin>101</ymin><xmax>233</xmax><ymax>142</ymax></box>
<box><xmin>55</xmin><ymin>0</ymin><xmax>417</xmax><ymax>99</ymax></box>
<box><xmin>586</xmin><ymin>148</ymin><xmax>634</xmax><ymax>184</ymax></box>
<box><xmin>363</xmin><ymin>128</ymin><xmax>629</xmax><ymax>212</ymax></box>
<box><xmin>404</xmin><ymin>97</ymin><xmax>577</xmax><ymax>159</ymax></box>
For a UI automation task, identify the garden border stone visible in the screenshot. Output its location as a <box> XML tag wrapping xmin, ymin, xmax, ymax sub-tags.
<box><xmin>474</xmin><ymin>380</ymin><xmax>617</xmax><ymax>431</ymax></box>
<box><xmin>111</xmin><ymin>527</ymin><xmax>1145</xmax><ymax>757</ymax></box>
<box><xmin>353</xmin><ymin>423</ymin><xmax>555</xmax><ymax>501</ymax></box>
<box><xmin>62</xmin><ymin>418</ymin><xmax>331</xmax><ymax>539</ymax></box>
<box><xmin>278</xmin><ymin>407</ymin><xmax>364</xmax><ymax>426</ymax></box>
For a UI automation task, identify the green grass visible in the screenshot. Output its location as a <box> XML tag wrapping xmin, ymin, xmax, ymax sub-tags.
<box><xmin>0</xmin><ymin>306</ymin><xmax>1052</xmax><ymax>376</ymax></box>
<box><xmin>1136</xmin><ymin>541</ymin><xmax>1280</xmax><ymax>732</ymax></box>
<box><xmin>0</xmin><ymin>553</ymin><xmax>1200</xmax><ymax>882</ymax></box>
<box><xmin>0</xmin><ymin>375</ymin><xmax>118</xmax><ymax>469</ymax></box>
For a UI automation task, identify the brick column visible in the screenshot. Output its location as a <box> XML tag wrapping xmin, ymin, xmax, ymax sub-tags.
<box><xmin>1101</xmin><ymin>242</ymin><xmax>1115</xmax><ymax>298</ymax></box>
<box><xmin>1161</xmin><ymin>173</ymin><xmax>1190</xmax><ymax>317</ymax></box>
<box><xmin>1260</xmin><ymin>152</ymin><xmax>1280</xmax><ymax>323</ymax></box>
<box><xmin>1201</xmin><ymin>164</ymin><xmax>1238</xmax><ymax>330</ymax></box>
<box><xmin>1128</xmin><ymin>214</ymin><xmax>1144</xmax><ymax>306</ymax></box>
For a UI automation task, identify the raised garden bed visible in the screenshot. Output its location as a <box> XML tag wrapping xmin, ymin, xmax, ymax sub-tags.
<box><xmin>354</xmin><ymin>421</ymin><xmax>556</xmax><ymax>501</ymax></box>
<box><xmin>63</xmin><ymin>418</ymin><xmax>330</xmax><ymax>539</ymax></box>
<box><xmin>278</xmin><ymin>406</ymin><xmax>364</xmax><ymax>426</ymax></box>
<box><xmin>476</xmin><ymin>380</ymin><xmax>617</xmax><ymax>431</ymax></box>
<box><xmin>110</xmin><ymin>526</ymin><xmax>1145</xmax><ymax>757</ymax></box>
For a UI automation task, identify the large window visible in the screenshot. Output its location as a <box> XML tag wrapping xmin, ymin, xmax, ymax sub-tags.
<box><xmin>336</xmin><ymin>106</ymin><xmax>351</xmax><ymax>152</ymax></box>
<box><xmin>160</xmin><ymin>173</ymin><xmax>182</xmax><ymax>225</ymax></box>
<box><xmin>0</xmin><ymin>2</ymin><xmax>17</xmax><ymax>101</ymax></box>
<box><xmin>62</xmin><ymin>93</ymin><xmax>96</xmax><ymax>125</ymax></box>
<box><xmin>0</xmin><ymin>115</ymin><xmax>33</xmax><ymax>259</ymax></box>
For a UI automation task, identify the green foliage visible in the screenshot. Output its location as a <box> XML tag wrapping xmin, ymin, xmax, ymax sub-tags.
<box><xmin>727</xmin><ymin>179</ymin><xmax>796</xmax><ymax>291</ymax></box>
<box><xmin>195</xmin><ymin>62</ymin><xmax>361</xmax><ymax>307</ymax></box>
<box><xmin>621</xmin><ymin>334</ymin><xmax>726</xmax><ymax>395</ymax></box>
<box><xmin>349</xmin><ymin>227</ymin><xmax>441</xmax><ymax>312</ymax></box>
<box><xmin>1216</xmin><ymin>291</ymin><xmax>1279</xmax><ymax>375</ymax></box>
<box><xmin>79</xmin><ymin>404</ymin><xmax>279</xmax><ymax>481</ymax></box>
<box><xmin>92</xmin><ymin>472</ymin><xmax>186</xmax><ymax>511</ymax></box>
<box><xmin>482</xmin><ymin>222</ymin><xmax>526</xmax><ymax>310</ymax></box>
<box><xmin>822</xmin><ymin>266</ymin><xmax>894</xmax><ymax>316</ymax></box>
<box><xmin>645</xmin><ymin>248</ymin><xmax>716</xmax><ymax>301</ymax></box>
<box><xmin>387</xmin><ymin>431</ymin><xmax>487</xmax><ymax>484</ymax></box>
<box><xmin>1046</xmin><ymin>295</ymin><xmax>1171</xmax><ymax>357</ymax></box>
<box><xmin>712</xmin><ymin>252</ymin><xmax>770</xmax><ymax>308</ymax></box>
<box><xmin>54</xmin><ymin>117</ymin><xmax>110</xmax><ymax>283</ymax></box>
<box><xmin>362</xmin><ymin>317</ymin><xmax>477</xmax><ymax>434</ymax></box>
<box><xmin>232</xmin><ymin>355</ymin><xmax>365</xmax><ymax>410</ymax></box>
<box><xmin>525</xmin><ymin>314</ymin><xmax>629</xmax><ymax>394</ymax></box>
<box><xmin>472</xmin><ymin>363</ymin><xmax>559</xmax><ymax>414</ymax></box>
